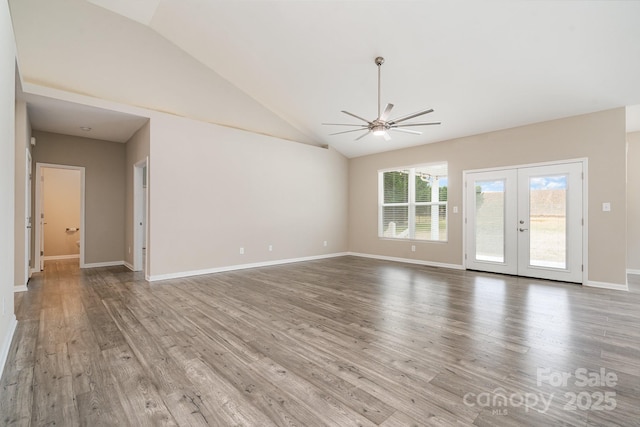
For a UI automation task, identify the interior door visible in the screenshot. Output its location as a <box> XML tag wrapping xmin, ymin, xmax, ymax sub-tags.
<box><xmin>465</xmin><ymin>162</ymin><xmax>583</xmax><ymax>283</ymax></box>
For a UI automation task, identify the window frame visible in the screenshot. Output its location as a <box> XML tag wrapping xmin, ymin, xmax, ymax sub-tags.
<box><xmin>378</xmin><ymin>163</ymin><xmax>448</xmax><ymax>242</ymax></box>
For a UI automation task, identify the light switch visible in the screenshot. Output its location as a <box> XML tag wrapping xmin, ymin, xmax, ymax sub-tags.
<box><xmin>602</xmin><ymin>202</ymin><xmax>611</xmax><ymax>212</ymax></box>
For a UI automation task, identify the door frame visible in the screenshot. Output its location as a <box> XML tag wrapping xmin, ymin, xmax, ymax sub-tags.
<box><xmin>462</xmin><ymin>158</ymin><xmax>588</xmax><ymax>284</ymax></box>
<box><xmin>25</xmin><ymin>149</ymin><xmax>32</xmax><ymax>280</ymax></box>
<box><xmin>133</xmin><ymin>157</ymin><xmax>149</xmax><ymax>276</ymax></box>
<box><xmin>34</xmin><ymin>163</ymin><xmax>86</xmax><ymax>271</ymax></box>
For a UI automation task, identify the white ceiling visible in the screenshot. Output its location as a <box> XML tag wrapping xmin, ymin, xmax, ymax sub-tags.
<box><xmin>9</xmin><ymin>0</ymin><xmax>640</xmax><ymax>156</ymax></box>
<box><xmin>21</xmin><ymin>91</ymin><xmax>149</xmax><ymax>143</ymax></box>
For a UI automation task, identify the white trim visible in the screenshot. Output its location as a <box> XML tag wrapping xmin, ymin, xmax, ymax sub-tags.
<box><xmin>463</xmin><ymin>157</ymin><xmax>589</xmax><ymax>175</ymax></box>
<box><xmin>348</xmin><ymin>252</ymin><xmax>464</xmax><ymax>270</ymax></box>
<box><xmin>13</xmin><ymin>285</ymin><xmax>28</xmax><ymax>293</ymax></box>
<box><xmin>133</xmin><ymin>157</ymin><xmax>149</xmax><ymax>274</ymax></box>
<box><xmin>82</xmin><ymin>261</ymin><xmax>125</xmax><ymax>268</ymax></box>
<box><xmin>627</xmin><ymin>269</ymin><xmax>640</xmax><ymax>275</ymax></box>
<box><xmin>148</xmin><ymin>252</ymin><xmax>350</xmax><ymax>282</ymax></box>
<box><xmin>123</xmin><ymin>261</ymin><xmax>134</xmax><ymax>271</ymax></box>
<box><xmin>35</xmin><ymin>163</ymin><xmax>86</xmax><ymax>271</ymax></box>
<box><xmin>43</xmin><ymin>254</ymin><xmax>79</xmax><ymax>261</ymax></box>
<box><xmin>584</xmin><ymin>281</ymin><xmax>629</xmax><ymax>291</ymax></box>
<box><xmin>29</xmin><ymin>268</ymin><xmax>38</xmax><ymax>276</ymax></box>
<box><xmin>462</xmin><ymin>158</ymin><xmax>588</xmax><ymax>285</ymax></box>
<box><xmin>22</xmin><ymin>82</ymin><xmax>151</xmax><ymax>118</ymax></box>
<box><xmin>0</xmin><ymin>316</ymin><xmax>17</xmax><ymax>380</ymax></box>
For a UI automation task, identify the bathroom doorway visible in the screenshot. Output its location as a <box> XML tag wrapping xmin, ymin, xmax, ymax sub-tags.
<box><xmin>35</xmin><ymin>163</ymin><xmax>85</xmax><ymax>271</ymax></box>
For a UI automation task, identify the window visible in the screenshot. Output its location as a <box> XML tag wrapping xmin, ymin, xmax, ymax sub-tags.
<box><xmin>379</xmin><ymin>163</ymin><xmax>448</xmax><ymax>241</ymax></box>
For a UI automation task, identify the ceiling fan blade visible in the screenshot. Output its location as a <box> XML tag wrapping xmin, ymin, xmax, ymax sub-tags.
<box><xmin>391</xmin><ymin>122</ymin><xmax>441</xmax><ymax>127</ymax></box>
<box><xmin>388</xmin><ymin>108</ymin><xmax>434</xmax><ymax>125</ymax></box>
<box><xmin>390</xmin><ymin>128</ymin><xmax>422</xmax><ymax>135</ymax></box>
<box><xmin>341</xmin><ymin>110</ymin><xmax>372</xmax><ymax>124</ymax></box>
<box><xmin>382</xmin><ymin>132</ymin><xmax>392</xmax><ymax>141</ymax></box>
<box><xmin>321</xmin><ymin>123</ymin><xmax>369</xmax><ymax>127</ymax></box>
<box><xmin>354</xmin><ymin>130</ymin><xmax>371</xmax><ymax>141</ymax></box>
<box><xmin>329</xmin><ymin>128</ymin><xmax>371</xmax><ymax>136</ymax></box>
<box><xmin>379</xmin><ymin>103</ymin><xmax>394</xmax><ymax>121</ymax></box>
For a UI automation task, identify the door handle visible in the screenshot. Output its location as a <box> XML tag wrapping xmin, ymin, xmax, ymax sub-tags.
<box><xmin>519</xmin><ymin>228</ymin><xmax>528</xmax><ymax>232</ymax></box>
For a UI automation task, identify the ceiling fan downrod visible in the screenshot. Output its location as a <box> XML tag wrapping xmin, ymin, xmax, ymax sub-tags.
<box><xmin>375</xmin><ymin>56</ymin><xmax>384</xmax><ymax>119</ymax></box>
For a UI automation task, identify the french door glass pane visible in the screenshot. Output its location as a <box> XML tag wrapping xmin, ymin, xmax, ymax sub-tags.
<box><xmin>475</xmin><ymin>180</ymin><xmax>505</xmax><ymax>262</ymax></box>
<box><xmin>529</xmin><ymin>175</ymin><xmax>567</xmax><ymax>268</ymax></box>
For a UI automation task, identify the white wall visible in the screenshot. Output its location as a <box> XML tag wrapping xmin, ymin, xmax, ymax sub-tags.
<box><xmin>124</xmin><ymin>120</ymin><xmax>150</xmax><ymax>268</ymax></box>
<box><xmin>0</xmin><ymin>0</ymin><xmax>18</xmax><ymax>377</ymax></box>
<box><xmin>149</xmin><ymin>112</ymin><xmax>348</xmax><ymax>279</ymax></box>
<box><xmin>13</xmin><ymin>98</ymin><xmax>30</xmax><ymax>288</ymax></box>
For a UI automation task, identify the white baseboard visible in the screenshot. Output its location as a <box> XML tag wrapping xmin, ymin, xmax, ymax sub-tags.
<box><xmin>0</xmin><ymin>315</ymin><xmax>18</xmax><ymax>380</ymax></box>
<box><xmin>148</xmin><ymin>252</ymin><xmax>350</xmax><ymax>282</ymax></box>
<box><xmin>81</xmin><ymin>260</ymin><xmax>125</xmax><ymax>268</ymax></box>
<box><xmin>13</xmin><ymin>285</ymin><xmax>28</xmax><ymax>293</ymax></box>
<box><xmin>347</xmin><ymin>252</ymin><xmax>465</xmax><ymax>271</ymax></box>
<box><xmin>584</xmin><ymin>280</ymin><xmax>629</xmax><ymax>291</ymax></box>
<box><xmin>43</xmin><ymin>254</ymin><xmax>79</xmax><ymax>261</ymax></box>
<box><xmin>123</xmin><ymin>261</ymin><xmax>134</xmax><ymax>271</ymax></box>
<box><xmin>627</xmin><ymin>269</ymin><xmax>640</xmax><ymax>276</ymax></box>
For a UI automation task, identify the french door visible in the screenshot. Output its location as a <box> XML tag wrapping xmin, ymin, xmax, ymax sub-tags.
<box><xmin>465</xmin><ymin>162</ymin><xmax>583</xmax><ymax>283</ymax></box>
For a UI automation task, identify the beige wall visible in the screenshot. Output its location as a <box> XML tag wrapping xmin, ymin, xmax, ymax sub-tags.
<box><xmin>124</xmin><ymin>120</ymin><xmax>150</xmax><ymax>267</ymax></box>
<box><xmin>32</xmin><ymin>131</ymin><xmax>126</xmax><ymax>265</ymax></box>
<box><xmin>13</xmin><ymin>98</ymin><xmax>31</xmax><ymax>288</ymax></box>
<box><xmin>149</xmin><ymin>112</ymin><xmax>348</xmax><ymax>279</ymax></box>
<box><xmin>349</xmin><ymin>108</ymin><xmax>627</xmax><ymax>286</ymax></box>
<box><xmin>42</xmin><ymin>168</ymin><xmax>81</xmax><ymax>257</ymax></box>
<box><xmin>628</xmin><ymin>131</ymin><xmax>640</xmax><ymax>272</ymax></box>
<box><xmin>1</xmin><ymin>0</ymin><xmax>17</xmax><ymax>373</ymax></box>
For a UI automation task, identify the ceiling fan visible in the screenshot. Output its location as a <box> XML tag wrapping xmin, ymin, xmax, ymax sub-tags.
<box><xmin>323</xmin><ymin>57</ymin><xmax>441</xmax><ymax>141</ymax></box>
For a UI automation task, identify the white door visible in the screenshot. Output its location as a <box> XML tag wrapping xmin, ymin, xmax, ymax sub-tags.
<box><xmin>465</xmin><ymin>162</ymin><xmax>583</xmax><ymax>283</ymax></box>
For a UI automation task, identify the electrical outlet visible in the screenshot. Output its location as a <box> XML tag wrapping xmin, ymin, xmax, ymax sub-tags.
<box><xmin>128</xmin><ymin>246</ymin><xmax>131</xmax><ymax>254</ymax></box>
<box><xmin>268</xmin><ymin>245</ymin><xmax>273</xmax><ymax>252</ymax></box>
<box><xmin>411</xmin><ymin>245</ymin><xmax>416</xmax><ymax>252</ymax></box>
<box><xmin>453</xmin><ymin>206</ymin><xmax>459</xmax><ymax>214</ymax></box>
<box><xmin>239</xmin><ymin>247</ymin><xmax>245</xmax><ymax>255</ymax></box>
<box><xmin>323</xmin><ymin>240</ymin><xmax>328</xmax><ymax>247</ymax></box>
<box><xmin>602</xmin><ymin>202</ymin><xmax>611</xmax><ymax>212</ymax></box>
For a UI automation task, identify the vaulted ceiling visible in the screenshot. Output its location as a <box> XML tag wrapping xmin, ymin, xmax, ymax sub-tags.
<box><xmin>10</xmin><ymin>0</ymin><xmax>640</xmax><ymax>157</ymax></box>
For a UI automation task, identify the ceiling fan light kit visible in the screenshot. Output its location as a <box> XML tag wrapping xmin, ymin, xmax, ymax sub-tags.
<box><xmin>323</xmin><ymin>56</ymin><xmax>441</xmax><ymax>141</ymax></box>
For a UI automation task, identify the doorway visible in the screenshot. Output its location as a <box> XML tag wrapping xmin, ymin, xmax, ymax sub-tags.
<box><xmin>25</xmin><ymin>149</ymin><xmax>32</xmax><ymax>280</ymax></box>
<box><xmin>34</xmin><ymin>163</ymin><xmax>85</xmax><ymax>271</ymax></box>
<box><xmin>133</xmin><ymin>158</ymin><xmax>148</xmax><ymax>276</ymax></box>
<box><xmin>464</xmin><ymin>161</ymin><xmax>584</xmax><ymax>283</ymax></box>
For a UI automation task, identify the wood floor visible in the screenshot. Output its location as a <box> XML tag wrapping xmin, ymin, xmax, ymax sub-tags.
<box><xmin>2</xmin><ymin>257</ymin><xmax>639</xmax><ymax>426</ymax></box>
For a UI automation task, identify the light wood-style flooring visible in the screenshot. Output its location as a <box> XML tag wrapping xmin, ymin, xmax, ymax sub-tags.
<box><xmin>1</xmin><ymin>257</ymin><xmax>639</xmax><ymax>426</ymax></box>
